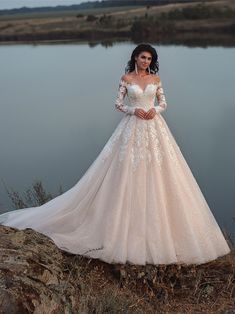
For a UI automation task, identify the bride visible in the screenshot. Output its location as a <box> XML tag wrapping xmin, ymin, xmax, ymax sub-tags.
<box><xmin>0</xmin><ymin>43</ymin><xmax>231</xmax><ymax>265</ymax></box>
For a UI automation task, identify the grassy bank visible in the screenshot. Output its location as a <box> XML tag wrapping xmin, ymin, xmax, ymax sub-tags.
<box><xmin>0</xmin><ymin>0</ymin><xmax>235</xmax><ymax>46</ymax></box>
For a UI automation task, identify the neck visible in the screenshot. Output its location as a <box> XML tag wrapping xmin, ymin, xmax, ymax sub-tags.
<box><xmin>136</xmin><ymin>68</ymin><xmax>148</xmax><ymax>76</ymax></box>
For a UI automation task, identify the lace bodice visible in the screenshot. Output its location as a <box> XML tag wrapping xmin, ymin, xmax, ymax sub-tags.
<box><xmin>115</xmin><ymin>78</ymin><xmax>167</xmax><ymax>115</ymax></box>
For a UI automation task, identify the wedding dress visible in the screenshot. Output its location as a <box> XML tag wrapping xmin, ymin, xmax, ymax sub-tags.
<box><xmin>0</xmin><ymin>77</ymin><xmax>231</xmax><ymax>265</ymax></box>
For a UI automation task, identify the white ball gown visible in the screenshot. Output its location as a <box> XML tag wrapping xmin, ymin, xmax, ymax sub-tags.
<box><xmin>0</xmin><ymin>76</ymin><xmax>231</xmax><ymax>265</ymax></box>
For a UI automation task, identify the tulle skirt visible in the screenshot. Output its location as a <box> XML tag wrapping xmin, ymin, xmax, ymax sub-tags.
<box><xmin>0</xmin><ymin>113</ymin><xmax>231</xmax><ymax>265</ymax></box>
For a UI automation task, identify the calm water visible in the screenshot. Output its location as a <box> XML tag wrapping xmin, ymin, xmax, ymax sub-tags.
<box><xmin>0</xmin><ymin>42</ymin><xmax>234</xmax><ymax>242</ymax></box>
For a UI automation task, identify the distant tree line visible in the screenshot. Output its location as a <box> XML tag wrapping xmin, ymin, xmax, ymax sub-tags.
<box><xmin>130</xmin><ymin>4</ymin><xmax>235</xmax><ymax>38</ymax></box>
<box><xmin>160</xmin><ymin>4</ymin><xmax>235</xmax><ymax>20</ymax></box>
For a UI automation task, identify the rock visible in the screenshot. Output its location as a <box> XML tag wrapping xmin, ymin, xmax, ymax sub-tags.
<box><xmin>0</xmin><ymin>225</ymin><xmax>80</xmax><ymax>313</ymax></box>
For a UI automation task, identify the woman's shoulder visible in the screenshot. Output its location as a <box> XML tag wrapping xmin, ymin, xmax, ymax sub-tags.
<box><xmin>151</xmin><ymin>73</ymin><xmax>161</xmax><ymax>83</ymax></box>
<box><xmin>120</xmin><ymin>73</ymin><xmax>133</xmax><ymax>84</ymax></box>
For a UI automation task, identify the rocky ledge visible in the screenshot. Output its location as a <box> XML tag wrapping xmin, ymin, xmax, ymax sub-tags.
<box><xmin>0</xmin><ymin>225</ymin><xmax>234</xmax><ymax>313</ymax></box>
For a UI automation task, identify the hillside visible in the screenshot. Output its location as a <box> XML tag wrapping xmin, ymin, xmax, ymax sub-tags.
<box><xmin>0</xmin><ymin>0</ymin><xmax>201</xmax><ymax>16</ymax></box>
<box><xmin>0</xmin><ymin>0</ymin><xmax>234</xmax><ymax>45</ymax></box>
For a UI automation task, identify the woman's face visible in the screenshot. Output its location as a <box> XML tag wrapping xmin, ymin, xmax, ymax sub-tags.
<box><xmin>135</xmin><ymin>51</ymin><xmax>152</xmax><ymax>72</ymax></box>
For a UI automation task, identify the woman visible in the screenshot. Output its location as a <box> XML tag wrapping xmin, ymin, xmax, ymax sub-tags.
<box><xmin>0</xmin><ymin>43</ymin><xmax>231</xmax><ymax>265</ymax></box>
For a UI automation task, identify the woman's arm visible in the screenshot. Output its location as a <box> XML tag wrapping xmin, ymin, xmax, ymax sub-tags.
<box><xmin>114</xmin><ymin>78</ymin><xmax>136</xmax><ymax>115</ymax></box>
<box><xmin>155</xmin><ymin>78</ymin><xmax>167</xmax><ymax>114</ymax></box>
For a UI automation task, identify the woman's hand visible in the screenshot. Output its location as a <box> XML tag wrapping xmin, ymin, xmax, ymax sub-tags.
<box><xmin>134</xmin><ymin>108</ymin><xmax>148</xmax><ymax>119</ymax></box>
<box><xmin>134</xmin><ymin>108</ymin><xmax>157</xmax><ymax>120</ymax></box>
<box><xmin>144</xmin><ymin>108</ymin><xmax>157</xmax><ymax>120</ymax></box>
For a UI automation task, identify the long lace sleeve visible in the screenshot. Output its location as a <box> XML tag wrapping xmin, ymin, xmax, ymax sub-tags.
<box><xmin>115</xmin><ymin>79</ymin><xmax>136</xmax><ymax>115</ymax></box>
<box><xmin>155</xmin><ymin>79</ymin><xmax>167</xmax><ymax>114</ymax></box>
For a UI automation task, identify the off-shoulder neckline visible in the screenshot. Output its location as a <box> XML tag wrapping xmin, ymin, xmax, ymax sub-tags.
<box><xmin>120</xmin><ymin>79</ymin><xmax>159</xmax><ymax>93</ymax></box>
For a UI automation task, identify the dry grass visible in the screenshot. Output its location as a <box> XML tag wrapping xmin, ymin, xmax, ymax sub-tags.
<box><xmin>2</xmin><ymin>178</ymin><xmax>63</xmax><ymax>208</ymax></box>
<box><xmin>62</xmin><ymin>247</ymin><xmax>235</xmax><ymax>313</ymax></box>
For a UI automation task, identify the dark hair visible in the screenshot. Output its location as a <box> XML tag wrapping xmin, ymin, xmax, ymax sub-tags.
<box><xmin>125</xmin><ymin>43</ymin><xmax>159</xmax><ymax>74</ymax></box>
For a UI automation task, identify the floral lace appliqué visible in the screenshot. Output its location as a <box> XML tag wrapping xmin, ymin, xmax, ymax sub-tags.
<box><xmin>100</xmin><ymin>115</ymin><xmax>180</xmax><ymax>173</ymax></box>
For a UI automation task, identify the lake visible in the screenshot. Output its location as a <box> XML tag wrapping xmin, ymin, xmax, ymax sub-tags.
<box><xmin>0</xmin><ymin>41</ymin><xmax>234</xmax><ymax>243</ymax></box>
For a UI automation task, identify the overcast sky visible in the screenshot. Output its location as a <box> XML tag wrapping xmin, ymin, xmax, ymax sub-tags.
<box><xmin>0</xmin><ymin>0</ymin><xmax>96</xmax><ymax>10</ymax></box>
